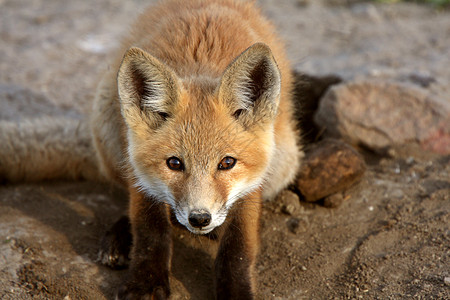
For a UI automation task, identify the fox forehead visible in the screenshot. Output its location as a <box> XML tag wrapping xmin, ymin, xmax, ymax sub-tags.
<box><xmin>151</xmin><ymin>100</ymin><xmax>267</xmax><ymax>168</ymax></box>
<box><xmin>129</xmin><ymin>88</ymin><xmax>274</xmax><ymax>178</ymax></box>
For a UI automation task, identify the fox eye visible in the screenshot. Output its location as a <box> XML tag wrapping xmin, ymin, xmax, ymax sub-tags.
<box><xmin>218</xmin><ymin>156</ymin><xmax>236</xmax><ymax>170</ymax></box>
<box><xmin>167</xmin><ymin>157</ymin><xmax>184</xmax><ymax>171</ymax></box>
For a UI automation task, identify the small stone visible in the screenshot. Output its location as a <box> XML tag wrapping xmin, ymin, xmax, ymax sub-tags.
<box><xmin>444</xmin><ymin>277</ymin><xmax>450</xmax><ymax>286</ymax></box>
<box><xmin>297</xmin><ymin>139</ymin><xmax>366</xmax><ymax>202</ymax></box>
<box><xmin>406</xmin><ymin>156</ymin><xmax>415</xmax><ymax>165</ymax></box>
<box><xmin>323</xmin><ymin>193</ymin><xmax>345</xmax><ymax>208</ymax></box>
<box><xmin>282</xmin><ymin>204</ymin><xmax>296</xmax><ymax>215</ymax></box>
<box><xmin>276</xmin><ymin>190</ymin><xmax>301</xmax><ymax>216</ymax></box>
<box><xmin>287</xmin><ymin>218</ymin><xmax>300</xmax><ymax>233</ymax></box>
<box><xmin>286</xmin><ymin>217</ymin><xmax>308</xmax><ymax>234</ymax></box>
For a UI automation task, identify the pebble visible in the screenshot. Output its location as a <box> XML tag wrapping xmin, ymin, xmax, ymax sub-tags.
<box><xmin>287</xmin><ymin>218</ymin><xmax>300</xmax><ymax>234</ymax></box>
<box><xmin>276</xmin><ymin>190</ymin><xmax>302</xmax><ymax>216</ymax></box>
<box><xmin>323</xmin><ymin>192</ymin><xmax>345</xmax><ymax>208</ymax></box>
<box><xmin>444</xmin><ymin>277</ymin><xmax>450</xmax><ymax>286</ymax></box>
<box><xmin>286</xmin><ymin>217</ymin><xmax>308</xmax><ymax>234</ymax></box>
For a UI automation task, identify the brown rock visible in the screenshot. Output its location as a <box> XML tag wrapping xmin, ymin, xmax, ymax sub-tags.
<box><xmin>314</xmin><ymin>81</ymin><xmax>450</xmax><ymax>154</ymax></box>
<box><xmin>297</xmin><ymin>139</ymin><xmax>366</xmax><ymax>202</ymax></box>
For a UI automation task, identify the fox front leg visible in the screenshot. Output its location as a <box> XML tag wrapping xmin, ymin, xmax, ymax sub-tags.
<box><xmin>117</xmin><ymin>187</ymin><xmax>172</xmax><ymax>300</ymax></box>
<box><xmin>214</xmin><ymin>191</ymin><xmax>262</xmax><ymax>300</ymax></box>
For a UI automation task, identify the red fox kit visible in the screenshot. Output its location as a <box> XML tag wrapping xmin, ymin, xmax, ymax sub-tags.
<box><xmin>1</xmin><ymin>0</ymin><xmax>302</xmax><ymax>298</ymax></box>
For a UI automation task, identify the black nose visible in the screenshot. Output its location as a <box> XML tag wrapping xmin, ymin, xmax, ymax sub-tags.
<box><xmin>188</xmin><ymin>210</ymin><xmax>211</xmax><ymax>228</ymax></box>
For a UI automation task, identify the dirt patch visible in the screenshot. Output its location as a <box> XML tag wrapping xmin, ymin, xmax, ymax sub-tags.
<box><xmin>1</xmin><ymin>0</ymin><xmax>449</xmax><ymax>299</ymax></box>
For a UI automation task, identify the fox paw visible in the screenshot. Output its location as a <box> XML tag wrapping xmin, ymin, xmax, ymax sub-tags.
<box><xmin>97</xmin><ymin>216</ymin><xmax>132</xmax><ymax>269</ymax></box>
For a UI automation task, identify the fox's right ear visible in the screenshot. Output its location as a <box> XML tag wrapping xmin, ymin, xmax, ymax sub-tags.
<box><xmin>117</xmin><ymin>47</ymin><xmax>180</xmax><ymax>130</ymax></box>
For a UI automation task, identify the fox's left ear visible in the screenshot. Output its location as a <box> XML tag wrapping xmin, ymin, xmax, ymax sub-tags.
<box><xmin>218</xmin><ymin>43</ymin><xmax>281</xmax><ymax>126</ymax></box>
<box><xmin>117</xmin><ymin>47</ymin><xmax>180</xmax><ymax>130</ymax></box>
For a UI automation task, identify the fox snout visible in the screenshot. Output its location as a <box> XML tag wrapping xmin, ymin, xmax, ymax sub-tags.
<box><xmin>188</xmin><ymin>209</ymin><xmax>212</xmax><ymax>228</ymax></box>
<box><xmin>174</xmin><ymin>203</ymin><xmax>227</xmax><ymax>235</ymax></box>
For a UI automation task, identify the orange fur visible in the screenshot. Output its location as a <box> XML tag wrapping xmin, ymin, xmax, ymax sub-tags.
<box><xmin>90</xmin><ymin>0</ymin><xmax>303</xmax><ymax>298</ymax></box>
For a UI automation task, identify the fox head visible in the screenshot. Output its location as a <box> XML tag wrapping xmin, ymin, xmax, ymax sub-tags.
<box><xmin>117</xmin><ymin>43</ymin><xmax>281</xmax><ymax>234</ymax></box>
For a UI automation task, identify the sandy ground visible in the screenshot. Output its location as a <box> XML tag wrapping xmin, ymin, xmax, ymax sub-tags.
<box><xmin>1</xmin><ymin>0</ymin><xmax>449</xmax><ymax>299</ymax></box>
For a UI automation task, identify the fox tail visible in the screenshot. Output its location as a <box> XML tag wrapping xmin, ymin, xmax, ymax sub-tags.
<box><xmin>0</xmin><ymin>117</ymin><xmax>101</xmax><ymax>183</ymax></box>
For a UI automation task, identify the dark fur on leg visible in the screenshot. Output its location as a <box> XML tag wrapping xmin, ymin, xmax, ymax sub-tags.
<box><xmin>214</xmin><ymin>191</ymin><xmax>262</xmax><ymax>300</ymax></box>
<box><xmin>98</xmin><ymin>215</ymin><xmax>132</xmax><ymax>269</ymax></box>
<box><xmin>116</xmin><ymin>188</ymin><xmax>172</xmax><ymax>300</ymax></box>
